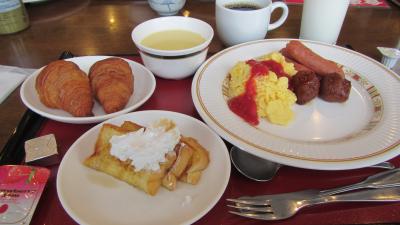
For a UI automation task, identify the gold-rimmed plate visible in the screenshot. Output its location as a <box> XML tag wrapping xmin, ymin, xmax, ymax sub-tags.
<box><xmin>192</xmin><ymin>38</ymin><xmax>400</xmax><ymax>170</ymax></box>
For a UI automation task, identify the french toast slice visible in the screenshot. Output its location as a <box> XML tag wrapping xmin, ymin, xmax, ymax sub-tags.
<box><xmin>84</xmin><ymin>122</ymin><xmax>176</xmax><ymax>196</ymax></box>
<box><xmin>179</xmin><ymin>137</ymin><xmax>210</xmax><ymax>185</ymax></box>
<box><xmin>120</xmin><ymin>120</ymin><xmax>142</xmax><ymax>131</ymax></box>
<box><xmin>162</xmin><ymin>143</ymin><xmax>194</xmax><ymax>190</ymax></box>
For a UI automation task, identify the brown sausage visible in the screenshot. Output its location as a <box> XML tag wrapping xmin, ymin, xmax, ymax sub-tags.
<box><xmin>291</xmin><ymin>71</ymin><xmax>320</xmax><ymax>105</ymax></box>
<box><xmin>281</xmin><ymin>49</ymin><xmax>314</xmax><ymax>73</ymax></box>
<box><xmin>283</xmin><ymin>40</ymin><xmax>344</xmax><ymax>78</ymax></box>
<box><xmin>319</xmin><ymin>74</ymin><xmax>351</xmax><ymax>102</ymax></box>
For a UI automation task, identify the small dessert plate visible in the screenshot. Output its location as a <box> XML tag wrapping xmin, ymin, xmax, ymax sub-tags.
<box><xmin>20</xmin><ymin>56</ymin><xmax>156</xmax><ymax>124</ymax></box>
<box><xmin>56</xmin><ymin>110</ymin><xmax>230</xmax><ymax>225</ymax></box>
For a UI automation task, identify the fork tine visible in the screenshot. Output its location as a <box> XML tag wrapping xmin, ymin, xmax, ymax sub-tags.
<box><xmin>229</xmin><ymin>210</ymin><xmax>278</xmax><ymax>220</ymax></box>
<box><xmin>227</xmin><ymin>204</ymin><xmax>273</xmax><ymax>213</ymax></box>
<box><xmin>227</xmin><ymin>198</ymin><xmax>271</xmax><ymax>206</ymax></box>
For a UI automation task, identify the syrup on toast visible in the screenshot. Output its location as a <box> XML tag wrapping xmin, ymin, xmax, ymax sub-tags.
<box><xmin>180</xmin><ymin>137</ymin><xmax>210</xmax><ymax>185</ymax></box>
<box><xmin>162</xmin><ymin>143</ymin><xmax>193</xmax><ymax>190</ymax></box>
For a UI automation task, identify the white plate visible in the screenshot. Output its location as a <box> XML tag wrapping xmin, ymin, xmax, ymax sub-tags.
<box><xmin>20</xmin><ymin>56</ymin><xmax>156</xmax><ymax>124</ymax></box>
<box><xmin>56</xmin><ymin>110</ymin><xmax>230</xmax><ymax>225</ymax></box>
<box><xmin>192</xmin><ymin>38</ymin><xmax>400</xmax><ymax>170</ymax></box>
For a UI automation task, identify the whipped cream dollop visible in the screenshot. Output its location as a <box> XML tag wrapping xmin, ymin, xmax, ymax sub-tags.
<box><xmin>109</xmin><ymin>119</ymin><xmax>180</xmax><ymax>171</ymax></box>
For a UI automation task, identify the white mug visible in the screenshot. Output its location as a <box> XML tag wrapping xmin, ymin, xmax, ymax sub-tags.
<box><xmin>216</xmin><ymin>0</ymin><xmax>288</xmax><ymax>47</ymax></box>
<box><xmin>299</xmin><ymin>0</ymin><xmax>350</xmax><ymax>44</ymax></box>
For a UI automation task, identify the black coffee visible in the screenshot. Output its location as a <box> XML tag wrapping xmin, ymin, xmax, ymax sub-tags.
<box><xmin>225</xmin><ymin>3</ymin><xmax>262</xmax><ymax>11</ymax></box>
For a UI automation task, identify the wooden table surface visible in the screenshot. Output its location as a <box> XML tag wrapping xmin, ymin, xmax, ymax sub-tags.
<box><xmin>0</xmin><ymin>0</ymin><xmax>399</xmax><ymax>159</ymax></box>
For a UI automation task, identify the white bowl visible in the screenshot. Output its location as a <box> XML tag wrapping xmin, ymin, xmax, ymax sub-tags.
<box><xmin>148</xmin><ymin>0</ymin><xmax>186</xmax><ymax>16</ymax></box>
<box><xmin>132</xmin><ymin>16</ymin><xmax>214</xmax><ymax>80</ymax></box>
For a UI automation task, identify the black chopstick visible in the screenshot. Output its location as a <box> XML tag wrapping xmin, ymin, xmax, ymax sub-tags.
<box><xmin>0</xmin><ymin>51</ymin><xmax>75</xmax><ymax>165</ymax></box>
<box><xmin>0</xmin><ymin>110</ymin><xmax>45</xmax><ymax>165</ymax></box>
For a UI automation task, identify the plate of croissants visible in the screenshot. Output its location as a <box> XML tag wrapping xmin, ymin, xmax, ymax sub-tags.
<box><xmin>20</xmin><ymin>56</ymin><xmax>156</xmax><ymax>124</ymax></box>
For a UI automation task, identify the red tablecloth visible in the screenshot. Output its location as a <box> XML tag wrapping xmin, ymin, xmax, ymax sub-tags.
<box><xmin>30</xmin><ymin>57</ymin><xmax>400</xmax><ymax>225</ymax></box>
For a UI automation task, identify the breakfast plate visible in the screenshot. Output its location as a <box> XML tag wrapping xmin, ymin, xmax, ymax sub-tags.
<box><xmin>20</xmin><ymin>56</ymin><xmax>156</xmax><ymax>124</ymax></box>
<box><xmin>57</xmin><ymin>110</ymin><xmax>231</xmax><ymax>225</ymax></box>
<box><xmin>192</xmin><ymin>38</ymin><xmax>400</xmax><ymax>170</ymax></box>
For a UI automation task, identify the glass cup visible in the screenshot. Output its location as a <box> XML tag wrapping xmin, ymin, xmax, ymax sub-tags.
<box><xmin>299</xmin><ymin>0</ymin><xmax>350</xmax><ymax>44</ymax></box>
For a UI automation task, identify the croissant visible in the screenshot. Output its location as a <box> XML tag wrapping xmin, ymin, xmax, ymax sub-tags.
<box><xmin>89</xmin><ymin>57</ymin><xmax>134</xmax><ymax>114</ymax></box>
<box><xmin>35</xmin><ymin>60</ymin><xmax>93</xmax><ymax>117</ymax></box>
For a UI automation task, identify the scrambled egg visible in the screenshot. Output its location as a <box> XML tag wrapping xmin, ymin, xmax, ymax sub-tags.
<box><xmin>258</xmin><ymin>52</ymin><xmax>297</xmax><ymax>76</ymax></box>
<box><xmin>228</xmin><ymin>52</ymin><xmax>297</xmax><ymax>126</ymax></box>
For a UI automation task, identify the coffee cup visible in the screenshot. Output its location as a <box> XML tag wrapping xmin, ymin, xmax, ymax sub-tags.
<box><xmin>216</xmin><ymin>0</ymin><xmax>288</xmax><ymax>47</ymax></box>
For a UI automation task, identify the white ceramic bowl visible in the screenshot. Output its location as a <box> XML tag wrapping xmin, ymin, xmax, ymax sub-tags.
<box><xmin>132</xmin><ymin>16</ymin><xmax>214</xmax><ymax>80</ymax></box>
<box><xmin>148</xmin><ymin>0</ymin><xmax>186</xmax><ymax>16</ymax></box>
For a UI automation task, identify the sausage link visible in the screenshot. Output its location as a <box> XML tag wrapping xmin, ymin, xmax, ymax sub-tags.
<box><xmin>283</xmin><ymin>40</ymin><xmax>344</xmax><ymax>78</ymax></box>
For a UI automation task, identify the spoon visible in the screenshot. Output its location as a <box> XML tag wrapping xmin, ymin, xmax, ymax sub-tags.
<box><xmin>230</xmin><ymin>146</ymin><xmax>281</xmax><ymax>182</ymax></box>
<box><xmin>230</xmin><ymin>146</ymin><xmax>395</xmax><ymax>182</ymax></box>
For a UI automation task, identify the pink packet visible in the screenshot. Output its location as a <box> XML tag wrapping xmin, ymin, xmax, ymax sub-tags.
<box><xmin>0</xmin><ymin>165</ymin><xmax>50</xmax><ymax>224</ymax></box>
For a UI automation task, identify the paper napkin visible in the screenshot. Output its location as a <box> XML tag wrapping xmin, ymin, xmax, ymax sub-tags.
<box><xmin>0</xmin><ymin>65</ymin><xmax>36</xmax><ymax>104</ymax></box>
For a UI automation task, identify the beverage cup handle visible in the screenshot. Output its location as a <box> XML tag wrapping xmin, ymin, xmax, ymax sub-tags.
<box><xmin>268</xmin><ymin>2</ymin><xmax>289</xmax><ymax>31</ymax></box>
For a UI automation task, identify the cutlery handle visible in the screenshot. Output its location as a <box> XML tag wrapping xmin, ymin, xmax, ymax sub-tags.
<box><xmin>320</xmin><ymin>168</ymin><xmax>400</xmax><ymax>196</ymax></box>
<box><xmin>370</xmin><ymin>161</ymin><xmax>395</xmax><ymax>170</ymax></box>
<box><xmin>327</xmin><ymin>187</ymin><xmax>400</xmax><ymax>202</ymax></box>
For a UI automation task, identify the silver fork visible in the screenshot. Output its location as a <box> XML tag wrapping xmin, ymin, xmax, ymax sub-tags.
<box><xmin>228</xmin><ymin>167</ymin><xmax>400</xmax><ymax>203</ymax></box>
<box><xmin>228</xmin><ymin>187</ymin><xmax>400</xmax><ymax>220</ymax></box>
